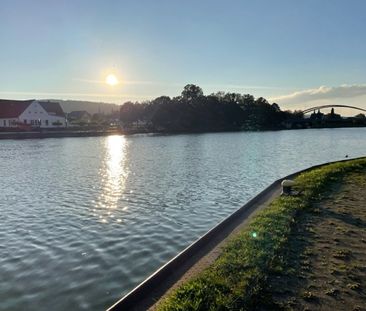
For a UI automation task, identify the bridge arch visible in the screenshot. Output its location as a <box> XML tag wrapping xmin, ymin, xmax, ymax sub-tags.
<box><xmin>301</xmin><ymin>104</ymin><xmax>366</xmax><ymax>115</ymax></box>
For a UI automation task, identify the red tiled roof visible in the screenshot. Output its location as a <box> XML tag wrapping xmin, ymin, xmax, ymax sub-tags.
<box><xmin>0</xmin><ymin>99</ymin><xmax>33</xmax><ymax>118</ymax></box>
<box><xmin>39</xmin><ymin>101</ymin><xmax>65</xmax><ymax>117</ymax></box>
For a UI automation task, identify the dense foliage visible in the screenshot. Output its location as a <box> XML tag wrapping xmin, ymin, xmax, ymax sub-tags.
<box><xmin>156</xmin><ymin>158</ymin><xmax>366</xmax><ymax>310</ymax></box>
<box><xmin>120</xmin><ymin>84</ymin><xmax>301</xmax><ymax>132</ymax></box>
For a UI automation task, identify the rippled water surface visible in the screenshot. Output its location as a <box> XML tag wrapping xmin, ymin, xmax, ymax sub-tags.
<box><xmin>1</xmin><ymin>128</ymin><xmax>366</xmax><ymax>310</ymax></box>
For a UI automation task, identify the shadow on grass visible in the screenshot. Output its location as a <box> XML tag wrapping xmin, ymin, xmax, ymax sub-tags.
<box><xmin>324</xmin><ymin>209</ymin><xmax>366</xmax><ymax>229</ymax></box>
<box><xmin>256</xmin><ymin>207</ymin><xmax>319</xmax><ymax>310</ymax></box>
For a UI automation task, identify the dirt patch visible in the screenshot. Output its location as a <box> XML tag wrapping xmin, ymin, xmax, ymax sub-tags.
<box><xmin>266</xmin><ymin>171</ymin><xmax>366</xmax><ymax>311</ymax></box>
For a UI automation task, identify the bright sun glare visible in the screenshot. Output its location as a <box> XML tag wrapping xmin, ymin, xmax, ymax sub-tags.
<box><xmin>105</xmin><ymin>74</ymin><xmax>119</xmax><ymax>86</ymax></box>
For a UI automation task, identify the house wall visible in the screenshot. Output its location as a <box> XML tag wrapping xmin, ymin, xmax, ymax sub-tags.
<box><xmin>0</xmin><ymin>118</ymin><xmax>20</xmax><ymax>127</ymax></box>
<box><xmin>18</xmin><ymin>101</ymin><xmax>66</xmax><ymax>128</ymax></box>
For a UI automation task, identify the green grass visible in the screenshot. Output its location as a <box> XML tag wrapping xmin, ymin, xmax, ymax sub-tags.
<box><xmin>156</xmin><ymin>158</ymin><xmax>366</xmax><ymax>311</ymax></box>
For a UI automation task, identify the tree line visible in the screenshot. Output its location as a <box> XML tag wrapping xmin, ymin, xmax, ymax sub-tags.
<box><xmin>120</xmin><ymin>84</ymin><xmax>303</xmax><ymax>132</ymax></box>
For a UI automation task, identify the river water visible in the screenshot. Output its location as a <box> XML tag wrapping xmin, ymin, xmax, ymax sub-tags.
<box><xmin>1</xmin><ymin>128</ymin><xmax>365</xmax><ymax>310</ymax></box>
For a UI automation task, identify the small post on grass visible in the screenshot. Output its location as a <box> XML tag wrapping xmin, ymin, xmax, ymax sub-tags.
<box><xmin>281</xmin><ymin>179</ymin><xmax>296</xmax><ymax>195</ymax></box>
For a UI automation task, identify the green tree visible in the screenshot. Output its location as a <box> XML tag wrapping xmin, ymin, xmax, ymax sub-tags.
<box><xmin>181</xmin><ymin>84</ymin><xmax>203</xmax><ymax>101</ymax></box>
<box><xmin>120</xmin><ymin>102</ymin><xmax>145</xmax><ymax>127</ymax></box>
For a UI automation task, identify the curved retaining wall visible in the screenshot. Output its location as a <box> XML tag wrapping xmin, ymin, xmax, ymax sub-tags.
<box><xmin>107</xmin><ymin>157</ymin><xmax>364</xmax><ymax>311</ymax></box>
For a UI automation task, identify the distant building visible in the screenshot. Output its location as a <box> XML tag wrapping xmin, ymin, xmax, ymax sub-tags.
<box><xmin>325</xmin><ymin>108</ymin><xmax>341</xmax><ymax>120</ymax></box>
<box><xmin>310</xmin><ymin>110</ymin><xmax>324</xmax><ymax>121</ymax></box>
<box><xmin>0</xmin><ymin>99</ymin><xmax>66</xmax><ymax>128</ymax></box>
<box><xmin>67</xmin><ymin>110</ymin><xmax>92</xmax><ymax>124</ymax></box>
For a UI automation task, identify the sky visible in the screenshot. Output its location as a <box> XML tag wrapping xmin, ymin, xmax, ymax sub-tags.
<box><xmin>1</xmin><ymin>0</ymin><xmax>366</xmax><ymax>114</ymax></box>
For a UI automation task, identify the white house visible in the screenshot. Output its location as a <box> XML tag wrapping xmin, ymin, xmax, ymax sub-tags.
<box><xmin>0</xmin><ymin>99</ymin><xmax>66</xmax><ymax>128</ymax></box>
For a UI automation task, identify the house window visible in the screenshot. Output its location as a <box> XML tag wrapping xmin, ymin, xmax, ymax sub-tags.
<box><xmin>3</xmin><ymin>120</ymin><xmax>6</xmax><ymax>126</ymax></box>
<box><xmin>45</xmin><ymin>120</ymin><xmax>49</xmax><ymax>126</ymax></box>
<box><xmin>31</xmin><ymin>120</ymin><xmax>34</xmax><ymax>125</ymax></box>
<box><xmin>24</xmin><ymin>119</ymin><xmax>27</xmax><ymax>124</ymax></box>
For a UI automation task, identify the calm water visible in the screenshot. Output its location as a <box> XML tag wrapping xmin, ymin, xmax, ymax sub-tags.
<box><xmin>1</xmin><ymin>128</ymin><xmax>366</xmax><ymax>310</ymax></box>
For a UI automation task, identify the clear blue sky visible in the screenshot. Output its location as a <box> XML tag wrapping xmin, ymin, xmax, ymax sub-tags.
<box><xmin>1</xmin><ymin>0</ymin><xmax>366</xmax><ymax>111</ymax></box>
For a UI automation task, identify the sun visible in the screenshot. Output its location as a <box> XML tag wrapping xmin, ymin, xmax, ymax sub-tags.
<box><xmin>105</xmin><ymin>74</ymin><xmax>119</xmax><ymax>86</ymax></box>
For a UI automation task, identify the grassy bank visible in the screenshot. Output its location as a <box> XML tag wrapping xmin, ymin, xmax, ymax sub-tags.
<box><xmin>266</xmin><ymin>168</ymin><xmax>366</xmax><ymax>310</ymax></box>
<box><xmin>156</xmin><ymin>158</ymin><xmax>366</xmax><ymax>310</ymax></box>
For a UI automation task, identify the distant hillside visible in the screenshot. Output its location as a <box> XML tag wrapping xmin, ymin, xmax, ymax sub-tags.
<box><xmin>46</xmin><ymin>99</ymin><xmax>120</xmax><ymax>115</ymax></box>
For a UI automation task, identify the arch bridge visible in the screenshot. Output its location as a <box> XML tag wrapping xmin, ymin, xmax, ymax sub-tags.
<box><xmin>301</xmin><ymin>104</ymin><xmax>366</xmax><ymax>114</ymax></box>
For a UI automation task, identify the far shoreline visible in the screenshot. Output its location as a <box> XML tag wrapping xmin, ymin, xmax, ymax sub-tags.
<box><xmin>1</xmin><ymin>124</ymin><xmax>366</xmax><ymax>140</ymax></box>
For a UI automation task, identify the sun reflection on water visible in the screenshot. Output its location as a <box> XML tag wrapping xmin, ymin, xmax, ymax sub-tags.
<box><xmin>96</xmin><ymin>135</ymin><xmax>128</xmax><ymax>222</ymax></box>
